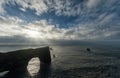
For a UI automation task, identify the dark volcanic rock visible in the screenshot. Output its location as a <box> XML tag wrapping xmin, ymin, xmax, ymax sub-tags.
<box><xmin>86</xmin><ymin>48</ymin><xmax>91</xmax><ymax>51</ymax></box>
<box><xmin>0</xmin><ymin>46</ymin><xmax>51</xmax><ymax>72</ymax></box>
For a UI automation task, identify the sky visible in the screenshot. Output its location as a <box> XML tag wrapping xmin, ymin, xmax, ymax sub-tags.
<box><xmin>0</xmin><ymin>0</ymin><xmax>120</xmax><ymax>44</ymax></box>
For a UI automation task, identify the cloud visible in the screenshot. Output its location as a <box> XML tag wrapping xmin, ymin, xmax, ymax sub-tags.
<box><xmin>0</xmin><ymin>0</ymin><xmax>6</xmax><ymax>14</ymax></box>
<box><xmin>0</xmin><ymin>15</ymin><xmax>93</xmax><ymax>42</ymax></box>
<box><xmin>86</xmin><ymin>0</ymin><xmax>101</xmax><ymax>8</ymax></box>
<box><xmin>0</xmin><ymin>0</ymin><xmax>48</xmax><ymax>15</ymax></box>
<box><xmin>0</xmin><ymin>16</ymin><xmax>64</xmax><ymax>41</ymax></box>
<box><xmin>0</xmin><ymin>16</ymin><xmax>24</xmax><ymax>37</ymax></box>
<box><xmin>45</xmin><ymin>0</ymin><xmax>86</xmax><ymax>16</ymax></box>
<box><xmin>0</xmin><ymin>0</ymin><xmax>86</xmax><ymax>16</ymax></box>
<box><xmin>15</xmin><ymin>0</ymin><xmax>48</xmax><ymax>15</ymax></box>
<box><xmin>0</xmin><ymin>12</ymin><xmax>120</xmax><ymax>44</ymax></box>
<box><xmin>0</xmin><ymin>0</ymin><xmax>120</xmax><ymax>44</ymax></box>
<box><xmin>0</xmin><ymin>0</ymin><xmax>119</xmax><ymax>17</ymax></box>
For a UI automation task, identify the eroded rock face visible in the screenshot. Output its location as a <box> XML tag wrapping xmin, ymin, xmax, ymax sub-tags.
<box><xmin>0</xmin><ymin>46</ymin><xmax>51</xmax><ymax>72</ymax></box>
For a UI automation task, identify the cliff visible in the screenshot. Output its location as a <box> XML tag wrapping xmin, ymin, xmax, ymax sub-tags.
<box><xmin>0</xmin><ymin>46</ymin><xmax>51</xmax><ymax>72</ymax></box>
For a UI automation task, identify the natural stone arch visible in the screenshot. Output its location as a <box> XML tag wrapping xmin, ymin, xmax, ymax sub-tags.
<box><xmin>0</xmin><ymin>46</ymin><xmax>51</xmax><ymax>72</ymax></box>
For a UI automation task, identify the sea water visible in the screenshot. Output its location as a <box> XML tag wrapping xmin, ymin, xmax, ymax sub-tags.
<box><xmin>0</xmin><ymin>44</ymin><xmax>120</xmax><ymax>78</ymax></box>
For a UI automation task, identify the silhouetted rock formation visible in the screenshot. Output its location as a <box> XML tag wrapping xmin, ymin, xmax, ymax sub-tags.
<box><xmin>86</xmin><ymin>48</ymin><xmax>91</xmax><ymax>51</ymax></box>
<box><xmin>0</xmin><ymin>46</ymin><xmax>51</xmax><ymax>72</ymax></box>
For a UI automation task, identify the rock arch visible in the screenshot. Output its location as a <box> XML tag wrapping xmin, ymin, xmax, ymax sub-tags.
<box><xmin>0</xmin><ymin>46</ymin><xmax>51</xmax><ymax>72</ymax></box>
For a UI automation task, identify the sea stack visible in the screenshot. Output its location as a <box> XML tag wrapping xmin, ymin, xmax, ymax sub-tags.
<box><xmin>86</xmin><ymin>48</ymin><xmax>91</xmax><ymax>51</ymax></box>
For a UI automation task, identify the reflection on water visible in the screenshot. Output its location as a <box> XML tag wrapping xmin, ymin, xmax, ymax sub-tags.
<box><xmin>27</xmin><ymin>57</ymin><xmax>40</xmax><ymax>76</ymax></box>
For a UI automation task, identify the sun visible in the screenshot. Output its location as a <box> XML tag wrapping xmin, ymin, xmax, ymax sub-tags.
<box><xmin>26</xmin><ymin>30</ymin><xmax>40</xmax><ymax>38</ymax></box>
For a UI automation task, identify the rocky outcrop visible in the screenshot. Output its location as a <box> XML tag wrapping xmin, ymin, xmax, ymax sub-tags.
<box><xmin>86</xmin><ymin>48</ymin><xmax>91</xmax><ymax>51</ymax></box>
<box><xmin>0</xmin><ymin>46</ymin><xmax>51</xmax><ymax>72</ymax></box>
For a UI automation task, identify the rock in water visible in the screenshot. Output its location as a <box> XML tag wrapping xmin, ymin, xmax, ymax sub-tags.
<box><xmin>86</xmin><ymin>48</ymin><xmax>91</xmax><ymax>51</ymax></box>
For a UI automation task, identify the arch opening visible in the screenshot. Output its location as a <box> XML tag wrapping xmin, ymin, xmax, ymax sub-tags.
<box><xmin>27</xmin><ymin>57</ymin><xmax>40</xmax><ymax>76</ymax></box>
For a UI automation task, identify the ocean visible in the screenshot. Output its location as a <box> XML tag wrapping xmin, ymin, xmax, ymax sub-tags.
<box><xmin>0</xmin><ymin>44</ymin><xmax>120</xmax><ymax>78</ymax></box>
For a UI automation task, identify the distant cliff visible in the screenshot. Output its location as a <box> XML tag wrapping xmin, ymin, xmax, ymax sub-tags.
<box><xmin>0</xmin><ymin>46</ymin><xmax>51</xmax><ymax>72</ymax></box>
